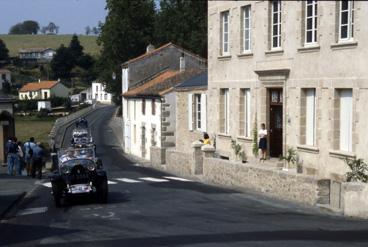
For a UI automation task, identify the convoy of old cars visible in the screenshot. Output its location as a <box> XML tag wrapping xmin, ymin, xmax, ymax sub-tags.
<box><xmin>49</xmin><ymin>117</ymin><xmax>108</xmax><ymax>207</ymax></box>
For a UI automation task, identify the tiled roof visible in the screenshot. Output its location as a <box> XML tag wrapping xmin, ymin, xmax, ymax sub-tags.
<box><xmin>122</xmin><ymin>42</ymin><xmax>206</xmax><ymax>66</ymax></box>
<box><xmin>122</xmin><ymin>69</ymin><xmax>202</xmax><ymax>98</ymax></box>
<box><xmin>19</xmin><ymin>81</ymin><xmax>58</xmax><ymax>92</ymax></box>
<box><xmin>175</xmin><ymin>71</ymin><xmax>207</xmax><ymax>90</ymax></box>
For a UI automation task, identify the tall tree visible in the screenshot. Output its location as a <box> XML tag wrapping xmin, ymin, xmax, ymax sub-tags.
<box><xmin>69</xmin><ymin>34</ymin><xmax>84</xmax><ymax>63</ymax></box>
<box><xmin>0</xmin><ymin>39</ymin><xmax>9</xmax><ymax>61</ymax></box>
<box><xmin>154</xmin><ymin>0</ymin><xmax>207</xmax><ymax>58</ymax></box>
<box><xmin>97</xmin><ymin>0</ymin><xmax>156</xmax><ymax>102</ymax></box>
<box><xmin>50</xmin><ymin>44</ymin><xmax>74</xmax><ymax>79</ymax></box>
<box><xmin>9</xmin><ymin>20</ymin><xmax>39</xmax><ymax>34</ymax></box>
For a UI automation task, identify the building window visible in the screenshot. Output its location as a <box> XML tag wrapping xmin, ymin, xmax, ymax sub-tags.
<box><xmin>301</xmin><ymin>89</ymin><xmax>316</xmax><ymax>146</ymax></box>
<box><xmin>44</xmin><ymin>92</ymin><xmax>48</xmax><ymax>99</ymax></box>
<box><xmin>305</xmin><ymin>1</ymin><xmax>318</xmax><ymax>44</ymax></box>
<box><xmin>151</xmin><ymin>99</ymin><xmax>155</xmax><ymax>115</ymax></box>
<box><xmin>133</xmin><ymin>125</ymin><xmax>137</xmax><ymax>144</ymax></box>
<box><xmin>104</xmin><ymin>94</ymin><xmax>107</xmax><ymax>100</ymax></box>
<box><xmin>242</xmin><ymin>5</ymin><xmax>251</xmax><ymax>52</ymax></box>
<box><xmin>239</xmin><ymin>89</ymin><xmax>251</xmax><ymax>137</ymax></box>
<box><xmin>221</xmin><ymin>11</ymin><xmax>230</xmax><ymax>55</ymax></box>
<box><xmin>220</xmin><ymin>89</ymin><xmax>229</xmax><ymax>134</ymax></box>
<box><xmin>195</xmin><ymin>94</ymin><xmax>202</xmax><ymax>130</ymax></box>
<box><xmin>271</xmin><ymin>0</ymin><xmax>282</xmax><ymax>49</ymax></box>
<box><xmin>95</xmin><ymin>93</ymin><xmax>98</xmax><ymax>99</ymax></box>
<box><xmin>96</xmin><ymin>85</ymin><xmax>98</xmax><ymax>92</ymax></box>
<box><xmin>134</xmin><ymin>100</ymin><xmax>136</xmax><ymax>120</ymax></box>
<box><xmin>339</xmin><ymin>1</ymin><xmax>354</xmax><ymax>41</ymax></box>
<box><xmin>142</xmin><ymin>99</ymin><xmax>146</xmax><ymax>115</ymax></box>
<box><xmin>339</xmin><ymin>89</ymin><xmax>353</xmax><ymax>152</ymax></box>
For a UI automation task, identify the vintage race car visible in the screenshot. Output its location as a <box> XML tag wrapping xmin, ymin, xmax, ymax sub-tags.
<box><xmin>71</xmin><ymin>128</ymin><xmax>94</xmax><ymax>146</ymax></box>
<box><xmin>49</xmin><ymin>147</ymin><xmax>108</xmax><ymax>207</ymax></box>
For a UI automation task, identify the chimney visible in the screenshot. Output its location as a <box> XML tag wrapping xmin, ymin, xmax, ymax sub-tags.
<box><xmin>146</xmin><ymin>44</ymin><xmax>155</xmax><ymax>53</ymax></box>
<box><xmin>179</xmin><ymin>53</ymin><xmax>185</xmax><ymax>72</ymax></box>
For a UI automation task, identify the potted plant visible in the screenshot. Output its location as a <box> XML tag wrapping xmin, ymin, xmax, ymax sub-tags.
<box><xmin>345</xmin><ymin>157</ymin><xmax>368</xmax><ymax>183</ymax></box>
<box><xmin>231</xmin><ymin>139</ymin><xmax>247</xmax><ymax>163</ymax></box>
<box><xmin>279</xmin><ymin>147</ymin><xmax>297</xmax><ymax>171</ymax></box>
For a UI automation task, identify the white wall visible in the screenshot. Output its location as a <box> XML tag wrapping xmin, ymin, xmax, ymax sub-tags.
<box><xmin>92</xmin><ymin>82</ymin><xmax>112</xmax><ymax>104</ymax></box>
<box><xmin>123</xmin><ymin>97</ymin><xmax>162</xmax><ymax>160</ymax></box>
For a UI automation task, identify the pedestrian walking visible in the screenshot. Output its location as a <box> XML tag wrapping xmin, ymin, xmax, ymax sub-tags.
<box><xmin>16</xmin><ymin>140</ymin><xmax>24</xmax><ymax>175</ymax></box>
<box><xmin>5</xmin><ymin>137</ymin><xmax>18</xmax><ymax>176</ymax></box>
<box><xmin>258</xmin><ymin>123</ymin><xmax>268</xmax><ymax>161</ymax></box>
<box><xmin>24</xmin><ymin>137</ymin><xmax>36</xmax><ymax>176</ymax></box>
<box><xmin>31</xmin><ymin>142</ymin><xmax>45</xmax><ymax>179</ymax></box>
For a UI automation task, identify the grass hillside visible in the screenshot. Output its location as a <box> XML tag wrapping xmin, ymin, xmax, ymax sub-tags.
<box><xmin>0</xmin><ymin>34</ymin><xmax>100</xmax><ymax>57</ymax></box>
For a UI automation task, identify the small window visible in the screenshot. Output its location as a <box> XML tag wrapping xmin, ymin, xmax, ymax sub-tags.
<box><xmin>242</xmin><ymin>5</ymin><xmax>252</xmax><ymax>52</ymax></box>
<box><xmin>271</xmin><ymin>0</ymin><xmax>282</xmax><ymax>49</ymax></box>
<box><xmin>305</xmin><ymin>1</ymin><xmax>318</xmax><ymax>44</ymax></box>
<box><xmin>142</xmin><ymin>99</ymin><xmax>146</xmax><ymax>115</ymax></box>
<box><xmin>220</xmin><ymin>89</ymin><xmax>230</xmax><ymax>134</ymax></box>
<box><xmin>195</xmin><ymin>94</ymin><xmax>201</xmax><ymax>130</ymax></box>
<box><xmin>339</xmin><ymin>1</ymin><xmax>354</xmax><ymax>41</ymax></box>
<box><xmin>151</xmin><ymin>99</ymin><xmax>155</xmax><ymax>115</ymax></box>
<box><xmin>221</xmin><ymin>11</ymin><xmax>230</xmax><ymax>55</ymax></box>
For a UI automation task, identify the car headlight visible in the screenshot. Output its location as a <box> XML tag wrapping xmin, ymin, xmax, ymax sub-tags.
<box><xmin>87</xmin><ymin>164</ymin><xmax>95</xmax><ymax>171</ymax></box>
<box><xmin>60</xmin><ymin>165</ymin><xmax>70</xmax><ymax>174</ymax></box>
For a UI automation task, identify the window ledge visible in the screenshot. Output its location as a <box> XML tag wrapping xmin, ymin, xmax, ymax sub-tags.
<box><xmin>237</xmin><ymin>52</ymin><xmax>253</xmax><ymax>58</ymax></box>
<box><xmin>237</xmin><ymin>136</ymin><xmax>252</xmax><ymax>142</ymax></box>
<box><xmin>331</xmin><ymin>41</ymin><xmax>358</xmax><ymax>50</ymax></box>
<box><xmin>217</xmin><ymin>55</ymin><xmax>232</xmax><ymax>60</ymax></box>
<box><xmin>297</xmin><ymin>45</ymin><xmax>320</xmax><ymax>53</ymax></box>
<box><xmin>265</xmin><ymin>49</ymin><xmax>284</xmax><ymax>56</ymax></box>
<box><xmin>297</xmin><ymin>145</ymin><xmax>319</xmax><ymax>154</ymax></box>
<box><xmin>217</xmin><ymin>133</ymin><xmax>231</xmax><ymax>139</ymax></box>
<box><xmin>329</xmin><ymin>149</ymin><xmax>356</xmax><ymax>159</ymax></box>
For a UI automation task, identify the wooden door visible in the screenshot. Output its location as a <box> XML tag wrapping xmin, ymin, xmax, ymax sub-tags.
<box><xmin>269</xmin><ymin>89</ymin><xmax>283</xmax><ymax>157</ymax></box>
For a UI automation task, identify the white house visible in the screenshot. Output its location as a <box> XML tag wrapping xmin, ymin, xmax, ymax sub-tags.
<box><xmin>91</xmin><ymin>82</ymin><xmax>112</xmax><ymax>104</ymax></box>
<box><xmin>19</xmin><ymin>80</ymin><xmax>70</xmax><ymax>100</ymax></box>
<box><xmin>19</xmin><ymin>48</ymin><xmax>56</xmax><ymax>61</ymax></box>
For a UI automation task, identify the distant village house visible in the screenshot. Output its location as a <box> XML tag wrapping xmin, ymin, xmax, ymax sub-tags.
<box><xmin>18</xmin><ymin>80</ymin><xmax>69</xmax><ymax>100</ymax></box>
<box><xmin>18</xmin><ymin>48</ymin><xmax>56</xmax><ymax>61</ymax></box>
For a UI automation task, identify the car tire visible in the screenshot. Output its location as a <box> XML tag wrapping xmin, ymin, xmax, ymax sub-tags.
<box><xmin>96</xmin><ymin>178</ymin><xmax>108</xmax><ymax>204</ymax></box>
<box><xmin>52</xmin><ymin>183</ymin><xmax>62</xmax><ymax>207</ymax></box>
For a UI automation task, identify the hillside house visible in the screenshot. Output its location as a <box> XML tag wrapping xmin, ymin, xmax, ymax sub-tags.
<box><xmin>19</xmin><ymin>48</ymin><xmax>56</xmax><ymax>61</ymax></box>
<box><xmin>19</xmin><ymin>80</ymin><xmax>69</xmax><ymax>100</ymax></box>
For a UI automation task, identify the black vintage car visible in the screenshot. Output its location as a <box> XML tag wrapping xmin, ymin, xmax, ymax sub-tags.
<box><xmin>49</xmin><ymin>147</ymin><xmax>108</xmax><ymax>207</ymax></box>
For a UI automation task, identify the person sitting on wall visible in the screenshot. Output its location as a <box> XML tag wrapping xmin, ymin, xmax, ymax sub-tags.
<box><xmin>199</xmin><ymin>132</ymin><xmax>211</xmax><ymax>145</ymax></box>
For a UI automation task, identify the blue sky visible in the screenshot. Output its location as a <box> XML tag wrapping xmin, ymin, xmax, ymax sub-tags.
<box><xmin>0</xmin><ymin>0</ymin><xmax>107</xmax><ymax>34</ymax></box>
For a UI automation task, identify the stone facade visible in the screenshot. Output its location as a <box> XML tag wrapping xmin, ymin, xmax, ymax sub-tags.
<box><xmin>208</xmin><ymin>1</ymin><xmax>368</xmax><ymax>178</ymax></box>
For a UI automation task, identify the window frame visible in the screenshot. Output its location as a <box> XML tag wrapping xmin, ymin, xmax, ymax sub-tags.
<box><xmin>305</xmin><ymin>1</ymin><xmax>318</xmax><ymax>45</ymax></box>
<box><xmin>221</xmin><ymin>11</ymin><xmax>230</xmax><ymax>55</ymax></box>
<box><xmin>305</xmin><ymin>88</ymin><xmax>316</xmax><ymax>146</ymax></box>
<box><xmin>142</xmin><ymin>99</ymin><xmax>146</xmax><ymax>115</ymax></box>
<box><xmin>271</xmin><ymin>0</ymin><xmax>282</xmax><ymax>49</ymax></box>
<box><xmin>151</xmin><ymin>99</ymin><xmax>156</xmax><ymax>116</ymax></box>
<box><xmin>195</xmin><ymin>94</ymin><xmax>202</xmax><ymax>130</ymax></box>
<box><xmin>339</xmin><ymin>1</ymin><xmax>354</xmax><ymax>42</ymax></box>
<box><xmin>242</xmin><ymin>5</ymin><xmax>252</xmax><ymax>53</ymax></box>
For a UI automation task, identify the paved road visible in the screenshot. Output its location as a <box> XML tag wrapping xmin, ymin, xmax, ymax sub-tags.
<box><xmin>1</xmin><ymin>105</ymin><xmax>368</xmax><ymax>247</ymax></box>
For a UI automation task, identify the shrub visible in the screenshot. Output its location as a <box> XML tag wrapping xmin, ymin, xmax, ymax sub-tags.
<box><xmin>345</xmin><ymin>158</ymin><xmax>368</xmax><ymax>183</ymax></box>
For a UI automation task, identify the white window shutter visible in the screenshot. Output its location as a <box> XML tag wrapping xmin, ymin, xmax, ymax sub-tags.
<box><xmin>340</xmin><ymin>90</ymin><xmax>352</xmax><ymax>152</ymax></box>
<box><xmin>188</xmin><ymin>93</ymin><xmax>193</xmax><ymax>131</ymax></box>
<box><xmin>305</xmin><ymin>89</ymin><xmax>316</xmax><ymax>146</ymax></box>
<box><xmin>201</xmin><ymin>94</ymin><xmax>207</xmax><ymax>132</ymax></box>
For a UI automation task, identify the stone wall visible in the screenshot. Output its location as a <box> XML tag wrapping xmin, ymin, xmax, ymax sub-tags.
<box><xmin>150</xmin><ymin>146</ymin><xmax>166</xmax><ymax>167</ymax></box>
<box><xmin>341</xmin><ymin>182</ymin><xmax>368</xmax><ymax>219</ymax></box>
<box><xmin>202</xmin><ymin>157</ymin><xmax>319</xmax><ymax>205</ymax></box>
<box><xmin>165</xmin><ymin>149</ymin><xmax>193</xmax><ymax>177</ymax></box>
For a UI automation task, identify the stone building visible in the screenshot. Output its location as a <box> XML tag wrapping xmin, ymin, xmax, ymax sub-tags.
<box><xmin>121</xmin><ymin>43</ymin><xmax>206</xmax><ymax>159</ymax></box>
<box><xmin>175</xmin><ymin>71</ymin><xmax>208</xmax><ymax>154</ymax></box>
<box><xmin>208</xmin><ymin>1</ymin><xmax>367</xmax><ymax>178</ymax></box>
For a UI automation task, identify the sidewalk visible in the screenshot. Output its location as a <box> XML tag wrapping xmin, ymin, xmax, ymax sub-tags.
<box><xmin>0</xmin><ymin>164</ymin><xmax>41</xmax><ymax>220</ymax></box>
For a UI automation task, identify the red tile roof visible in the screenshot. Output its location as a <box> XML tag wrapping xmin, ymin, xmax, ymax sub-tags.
<box><xmin>19</xmin><ymin>81</ymin><xmax>58</xmax><ymax>92</ymax></box>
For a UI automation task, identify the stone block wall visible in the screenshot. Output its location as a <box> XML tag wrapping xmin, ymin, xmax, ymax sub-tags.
<box><xmin>165</xmin><ymin>149</ymin><xmax>193</xmax><ymax>177</ymax></box>
<box><xmin>202</xmin><ymin>157</ymin><xmax>319</xmax><ymax>205</ymax></box>
<box><xmin>341</xmin><ymin>182</ymin><xmax>368</xmax><ymax>219</ymax></box>
<box><xmin>150</xmin><ymin>146</ymin><xmax>166</xmax><ymax>167</ymax></box>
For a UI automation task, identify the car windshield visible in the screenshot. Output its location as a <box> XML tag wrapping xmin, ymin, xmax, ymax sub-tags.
<box><xmin>58</xmin><ymin>147</ymin><xmax>95</xmax><ymax>163</ymax></box>
<box><xmin>61</xmin><ymin>158</ymin><xmax>95</xmax><ymax>167</ymax></box>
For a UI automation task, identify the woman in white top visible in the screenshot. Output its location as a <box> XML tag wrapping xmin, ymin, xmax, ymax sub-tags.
<box><xmin>258</xmin><ymin>123</ymin><xmax>267</xmax><ymax>161</ymax></box>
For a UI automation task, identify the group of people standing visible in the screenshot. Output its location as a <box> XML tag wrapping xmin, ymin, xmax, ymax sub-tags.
<box><xmin>6</xmin><ymin>137</ymin><xmax>46</xmax><ymax>179</ymax></box>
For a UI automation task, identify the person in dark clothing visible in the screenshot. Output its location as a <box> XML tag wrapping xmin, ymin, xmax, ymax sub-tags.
<box><xmin>31</xmin><ymin>142</ymin><xmax>45</xmax><ymax>179</ymax></box>
<box><xmin>6</xmin><ymin>137</ymin><xmax>18</xmax><ymax>176</ymax></box>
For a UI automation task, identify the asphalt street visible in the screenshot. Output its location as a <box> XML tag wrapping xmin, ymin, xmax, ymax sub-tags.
<box><xmin>1</xmin><ymin>105</ymin><xmax>368</xmax><ymax>247</ymax></box>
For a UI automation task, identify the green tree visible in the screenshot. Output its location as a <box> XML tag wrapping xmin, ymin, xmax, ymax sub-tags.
<box><xmin>50</xmin><ymin>44</ymin><xmax>74</xmax><ymax>79</ymax></box>
<box><xmin>9</xmin><ymin>20</ymin><xmax>39</xmax><ymax>34</ymax></box>
<box><xmin>154</xmin><ymin>0</ymin><xmax>207</xmax><ymax>57</ymax></box>
<box><xmin>0</xmin><ymin>39</ymin><xmax>9</xmax><ymax>61</ymax></box>
<box><xmin>97</xmin><ymin>0</ymin><xmax>156</xmax><ymax>103</ymax></box>
<box><xmin>69</xmin><ymin>34</ymin><xmax>84</xmax><ymax>64</ymax></box>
